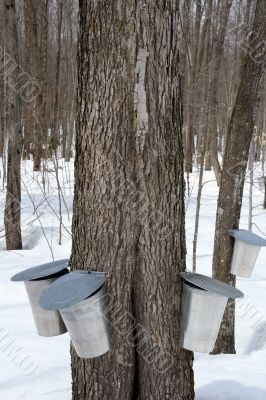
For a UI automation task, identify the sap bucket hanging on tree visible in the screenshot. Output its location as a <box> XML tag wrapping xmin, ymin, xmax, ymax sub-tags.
<box><xmin>229</xmin><ymin>229</ymin><xmax>266</xmax><ymax>278</ymax></box>
<box><xmin>179</xmin><ymin>272</ymin><xmax>244</xmax><ymax>353</ymax></box>
<box><xmin>258</xmin><ymin>177</ymin><xmax>266</xmax><ymax>192</ymax></box>
<box><xmin>11</xmin><ymin>259</ymin><xmax>69</xmax><ymax>337</ymax></box>
<box><xmin>39</xmin><ymin>270</ymin><xmax>111</xmax><ymax>359</ymax></box>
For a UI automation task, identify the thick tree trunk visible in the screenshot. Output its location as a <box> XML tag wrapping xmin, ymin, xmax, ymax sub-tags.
<box><xmin>4</xmin><ymin>0</ymin><xmax>22</xmax><ymax>250</ymax></box>
<box><xmin>71</xmin><ymin>1</ymin><xmax>194</xmax><ymax>399</ymax></box>
<box><xmin>212</xmin><ymin>0</ymin><xmax>266</xmax><ymax>354</ymax></box>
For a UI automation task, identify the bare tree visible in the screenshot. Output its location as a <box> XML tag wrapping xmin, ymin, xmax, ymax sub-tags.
<box><xmin>185</xmin><ymin>0</ymin><xmax>202</xmax><ymax>173</ymax></box>
<box><xmin>23</xmin><ymin>0</ymin><xmax>48</xmax><ymax>171</ymax></box>
<box><xmin>207</xmin><ymin>0</ymin><xmax>233</xmax><ymax>185</ymax></box>
<box><xmin>212</xmin><ymin>0</ymin><xmax>266</xmax><ymax>354</ymax></box>
<box><xmin>4</xmin><ymin>0</ymin><xmax>22</xmax><ymax>250</ymax></box>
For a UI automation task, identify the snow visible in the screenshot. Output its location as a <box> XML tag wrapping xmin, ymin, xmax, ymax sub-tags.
<box><xmin>0</xmin><ymin>159</ymin><xmax>266</xmax><ymax>399</ymax></box>
<box><xmin>0</xmin><ymin>160</ymin><xmax>72</xmax><ymax>400</ymax></box>
<box><xmin>186</xmin><ymin>167</ymin><xmax>266</xmax><ymax>400</ymax></box>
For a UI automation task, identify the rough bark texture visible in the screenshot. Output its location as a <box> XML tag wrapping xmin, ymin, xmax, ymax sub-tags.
<box><xmin>212</xmin><ymin>0</ymin><xmax>266</xmax><ymax>354</ymax></box>
<box><xmin>4</xmin><ymin>0</ymin><xmax>22</xmax><ymax>250</ymax></box>
<box><xmin>71</xmin><ymin>1</ymin><xmax>194</xmax><ymax>399</ymax></box>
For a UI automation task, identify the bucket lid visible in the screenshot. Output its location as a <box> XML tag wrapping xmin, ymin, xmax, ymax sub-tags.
<box><xmin>39</xmin><ymin>270</ymin><xmax>106</xmax><ymax>310</ymax></box>
<box><xmin>229</xmin><ymin>229</ymin><xmax>266</xmax><ymax>246</ymax></box>
<box><xmin>180</xmin><ymin>272</ymin><xmax>244</xmax><ymax>299</ymax></box>
<box><xmin>11</xmin><ymin>259</ymin><xmax>69</xmax><ymax>282</ymax></box>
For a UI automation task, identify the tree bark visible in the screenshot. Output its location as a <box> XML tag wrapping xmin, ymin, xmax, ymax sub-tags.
<box><xmin>4</xmin><ymin>0</ymin><xmax>22</xmax><ymax>250</ymax></box>
<box><xmin>23</xmin><ymin>0</ymin><xmax>48</xmax><ymax>171</ymax></box>
<box><xmin>185</xmin><ymin>0</ymin><xmax>202</xmax><ymax>173</ymax></box>
<box><xmin>212</xmin><ymin>0</ymin><xmax>266</xmax><ymax>354</ymax></box>
<box><xmin>50</xmin><ymin>0</ymin><xmax>63</xmax><ymax>155</ymax></box>
<box><xmin>71</xmin><ymin>1</ymin><xmax>194</xmax><ymax>399</ymax></box>
<box><xmin>64</xmin><ymin>0</ymin><xmax>76</xmax><ymax>162</ymax></box>
<box><xmin>207</xmin><ymin>0</ymin><xmax>233</xmax><ymax>185</ymax></box>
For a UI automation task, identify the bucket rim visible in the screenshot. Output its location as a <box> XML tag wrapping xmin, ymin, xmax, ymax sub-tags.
<box><xmin>11</xmin><ymin>259</ymin><xmax>69</xmax><ymax>282</ymax></box>
<box><xmin>229</xmin><ymin>229</ymin><xmax>266</xmax><ymax>246</ymax></box>
<box><xmin>24</xmin><ymin>269</ymin><xmax>69</xmax><ymax>285</ymax></box>
<box><xmin>182</xmin><ymin>280</ymin><xmax>227</xmax><ymax>298</ymax></box>
<box><xmin>180</xmin><ymin>272</ymin><xmax>244</xmax><ymax>299</ymax></box>
<box><xmin>39</xmin><ymin>270</ymin><xmax>106</xmax><ymax>310</ymax></box>
<box><xmin>59</xmin><ymin>287</ymin><xmax>105</xmax><ymax>312</ymax></box>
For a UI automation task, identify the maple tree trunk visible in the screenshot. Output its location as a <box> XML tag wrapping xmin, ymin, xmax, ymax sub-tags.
<box><xmin>71</xmin><ymin>1</ymin><xmax>194</xmax><ymax>399</ymax></box>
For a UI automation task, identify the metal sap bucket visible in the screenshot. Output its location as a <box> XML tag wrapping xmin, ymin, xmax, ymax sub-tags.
<box><xmin>11</xmin><ymin>260</ymin><xmax>69</xmax><ymax>337</ymax></box>
<box><xmin>39</xmin><ymin>270</ymin><xmax>111</xmax><ymax>359</ymax></box>
<box><xmin>180</xmin><ymin>272</ymin><xmax>244</xmax><ymax>353</ymax></box>
<box><xmin>258</xmin><ymin>177</ymin><xmax>266</xmax><ymax>192</ymax></box>
<box><xmin>229</xmin><ymin>229</ymin><xmax>266</xmax><ymax>278</ymax></box>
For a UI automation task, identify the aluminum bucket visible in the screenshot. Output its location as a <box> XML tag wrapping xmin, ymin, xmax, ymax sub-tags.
<box><xmin>25</xmin><ymin>276</ymin><xmax>67</xmax><ymax>337</ymax></box>
<box><xmin>39</xmin><ymin>270</ymin><xmax>111</xmax><ymax>359</ymax></box>
<box><xmin>11</xmin><ymin>259</ymin><xmax>70</xmax><ymax>337</ymax></box>
<box><xmin>258</xmin><ymin>177</ymin><xmax>266</xmax><ymax>191</ymax></box>
<box><xmin>179</xmin><ymin>272</ymin><xmax>244</xmax><ymax>353</ymax></box>
<box><xmin>229</xmin><ymin>229</ymin><xmax>266</xmax><ymax>278</ymax></box>
<box><xmin>180</xmin><ymin>282</ymin><xmax>228</xmax><ymax>353</ymax></box>
<box><xmin>59</xmin><ymin>288</ymin><xmax>111</xmax><ymax>358</ymax></box>
<box><xmin>231</xmin><ymin>240</ymin><xmax>261</xmax><ymax>278</ymax></box>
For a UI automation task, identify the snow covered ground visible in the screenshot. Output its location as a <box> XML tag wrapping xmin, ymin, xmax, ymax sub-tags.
<box><xmin>186</xmin><ymin>166</ymin><xmax>266</xmax><ymax>400</ymax></box>
<box><xmin>0</xmin><ymin>159</ymin><xmax>265</xmax><ymax>399</ymax></box>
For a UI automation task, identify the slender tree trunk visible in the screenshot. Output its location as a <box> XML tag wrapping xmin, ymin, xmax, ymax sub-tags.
<box><xmin>22</xmin><ymin>0</ymin><xmax>31</xmax><ymax>160</ymax></box>
<box><xmin>37</xmin><ymin>0</ymin><xmax>49</xmax><ymax>161</ymax></box>
<box><xmin>185</xmin><ymin>0</ymin><xmax>202</xmax><ymax>173</ymax></box>
<box><xmin>4</xmin><ymin>0</ymin><xmax>22</xmax><ymax>250</ymax></box>
<box><xmin>23</xmin><ymin>0</ymin><xmax>48</xmax><ymax>171</ymax></box>
<box><xmin>64</xmin><ymin>0</ymin><xmax>76</xmax><ymax>162</ymax></box>
<box><xmin>207</xmin><ymin>0</ymin><xmax>233</xmax><ymax>185</ymax></box>
<box><xmin>65</xmin><ymin>93</ymin><xmax>75</xmax><ymax>162</ymax></box>
<box><xmin>0</xmin><ymin>76</ymin><xmax>5</xmax><ymax>157</ymax></box>
<box><xmin>248</xmin><ymin>135</ymin><xmax>255</xmax><ymax>231</ymax></box>
<box><xmin>71</xmin><ymin>1</ymin><xmax>194</xmax><ymax>399</ymax></box>
<box><xmin>50</xmin><ymin>0</ymin><xmax>63</xmax><ymax>154</ymax></box>
<box><xmin>193</xmin><ymin>100</ymin><xmax>209</xmax><ymax>272</ymax></box>
<box><xmin>197</xmin><ymin>0</ymin><xmax>213</xmax><ymax>171</ymax></box>
<box><xmin>264</xmin><ymin>179</ymin><xmax>266</xmax><ymax>209</ymax></box>
<box><xmin>212</xmin><ymin>0</ymin><xmax>266</xmax><ymax>354</ymax></box>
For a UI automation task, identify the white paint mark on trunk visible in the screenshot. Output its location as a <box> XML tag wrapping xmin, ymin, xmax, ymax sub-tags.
<box><xmin>135</xmin><ymin>48</ymin><xmax>149</xmax><ymax>153</ymax></box>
